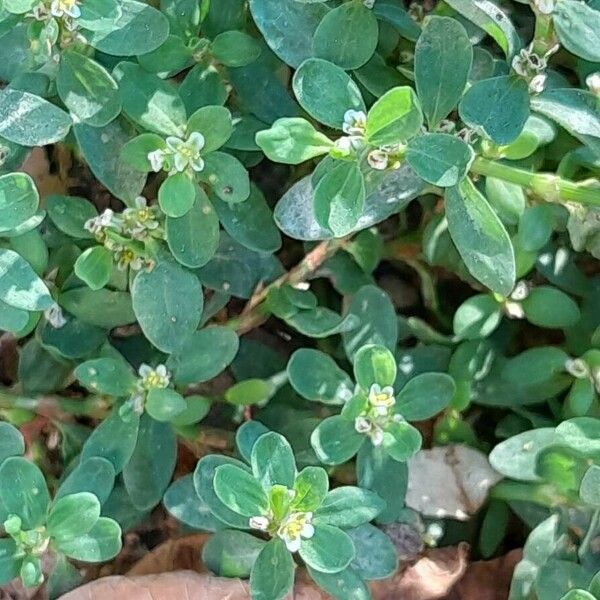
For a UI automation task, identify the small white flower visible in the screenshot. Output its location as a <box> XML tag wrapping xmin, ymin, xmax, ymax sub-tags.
<box><xmin>529</xmin><ymin>73</ymin><xmax>547</xmax><ymax>94</ymax></box>
<box><xmin>166</xmin><ymin>132</ymin><xmax>206</xmax><ymax>173</ymax></box>
<box><xmin>277</xmin><ymin>512</ymin><xmax>314</xmax><ymax>553</ymax></box>
<box><xmin>355</xmin><ymin>415</ymin><xmax>372</xmax><ymax>434</ymax></box>
<box><xmin>122</xmin><ymin>196</ymin><xmax>160</xmax><ymax>239</ymax></box>
<box><xmin>367</xmin><ymin>149</ymin><xmax>389</xmax><ymax>171</ymax></box>
<box><xmin>586</xmin><ymin>72</ymin><xmax>600</xmax><ymax>95</ymax></box>
<box><xmin>504</xmin><ymin>301</ymin><xmax>525</xmax><ymax>319</ymax></box>
<box><xmin>510</xmin><ymin>281</ymin><xmax>530</xmax><ymax>301</ymax></box>
<box><xmin>84</xmin><ymin>209</ymin><xmax>116</xmax><ymax>236</ymax></box>
<box><xmin>249</xmin><ymin>515</ymin><xmax>270</xmax><ymax>531</ymax></box>
<box><xmin>342</xmin><ymin>110</ymin><xmax>367</xmax><ymax>136</ymax></box>
<box><xmin>44</xmin><ymin>303</ymin><xmax>67</xmax><ymax>329</ymax></box>
<box><xmin>50</xmin><ymin>0</ymin><xmax>81</xmax><ymax>19</ymax></box>
<box><xmin>368</xmin><ymin>384</ymin><xmax>396</xmax><ymax>409</ymax></box>
<box><xmin>138</xmin><ymin>363</ymin><xmax>170</xmax><ymax>390</ymax></box>
<box><xmin>565</xmin><ymin>358</ymin><xmax>590</xmax><ymax>379</ymax></box>
<box><xmin>534</xmin><ymin>0</ymin><xmax>555</xmax><ymax>15</ymax></box>
<box><xmin>148</xmin><ymin>149</ymin><xmax>166</xmax><ymax>173</ymax></box>
<box><xmin>370</xmin><ymin>427</ymin><xmax>384</xmax><ymax>447</ymax></box>
<box><xmin>363</xmin><ymin>0</ymin><xmax>375</xmax><ymax>7</ymax></box>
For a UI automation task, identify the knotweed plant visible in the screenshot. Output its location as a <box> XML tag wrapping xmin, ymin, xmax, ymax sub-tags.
<box><xmin>0</xmin><ymin>0</ymin><xmax>599</xmax><ymax>598</ymax></box>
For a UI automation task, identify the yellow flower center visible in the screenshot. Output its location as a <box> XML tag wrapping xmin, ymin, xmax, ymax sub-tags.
<box><xmin>279</xmin><ymin>513</ymin><xmax>308</xmax><ymax>538</ymax></box>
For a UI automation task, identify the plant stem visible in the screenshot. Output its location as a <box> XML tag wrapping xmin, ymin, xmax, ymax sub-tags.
<box><xmin>531</xmin><ymin>9</ymin><xmax>557</xmax><ymax>56</ymax></box>
<box><xmin>0</xmin><ymin>389</ymin><xmax>110</xmax><ymax>420</ymax></box>
<box><xmin>579</xmin><ymin>508</ymin><xmax>600</xmax><ymax>560</ymax></box>
<box><xmin>227</xmin><ymin>236</ymin><xmax>350</xmax><ymax>334</ymax></box>
<box><xmin>470</xmin><ymin>157</ymin><xmax>600</xmax><ymax>207</ymax></box>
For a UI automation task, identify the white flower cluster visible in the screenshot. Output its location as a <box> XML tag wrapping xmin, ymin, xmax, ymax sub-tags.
<box><xmin>31</xmin><ymin>0</ymin><xmax>81</xmax><ymax>31</ymax></box>
<box><xmin>354</xmin><ymin>384</ymin><xmax>403</xmax><ymax>447</ymax></box>
<box><xmin>148</xmin><ymin>132</ymin><xmax>206</xmax><ymax>174</ymax></box>
<box><xmin>503</xmin><ymin>280</ymin><xmax>529</xmax><ymax>319</ymax></box>
<box><xmin>126</xmin><ymin>364</ymin><xmax>171</xmax><ymax>415</ymax></box>
<box><xmin>586</xmin><ymin>72</ymin><xmax>600</xmax><ymax>96</ymax></box>
<box><xmin>249</xmin><ymin>500</ymin><xmax>315</xmax><ymax>553</ymax></box>
<box><xmin>83</xmin><ymin>197</ymin><xmax>160</xmax><ymax>271</ymax></box>
<box><xmin>511</xmin><ymin>43</ymin><xmax>558</xmax><ymax>95</ymax></box>
<box><xmin>565</xmin><ymin>358</ymin><xmax>600</xmax><ymax>395</ymax></box>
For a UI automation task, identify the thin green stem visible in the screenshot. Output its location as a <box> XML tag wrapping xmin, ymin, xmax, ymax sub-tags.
<box><xmin>470</xmin><ymin>157</ymin><xmax>600</xmax><ymax>207</ymax></box>
<box><xmin>579</xmin><ymin>508</ymin><xmax>600</xmax><ymax>560</ymax></box>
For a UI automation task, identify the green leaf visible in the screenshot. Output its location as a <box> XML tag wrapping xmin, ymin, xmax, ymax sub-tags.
<box><xmin>286</xmin><ymin>307</ymin><xmax>359</xmax><ymax>338</ymax></box>
<box><xmin>46</xmin><ymin>194</ymin><xmax>97</xmax><ymax>239</ymax></box>
<box><xmin>453</xmin><ymin>294</ymin><xmax>502</xmax><ymax>340</ymax></box>
<box><xmin>0</xmin><ymin>422</ymin><xmax>24</xmax><ymax>463</ymax></box>
<box><xmin>357</xmin><ymin>443</ymin><xmax>408</xmax><ymax>523</ymax></box>
<box><xmin>251</xmin><ymin>432</ymin><xmax>297</xmax><ymax>490</ymax></box>
<box><xmin>75</xmin><ymin>357</ymin><xmax>136</xmax><ymax>397</ymax></box>
<box><xmin>256</xmin><ymin>117</ymin><xmax>333</xmax><ymax>164</ymax></box>
<box><xmin>292</xmin><ymin>467</ymin><xmax>329</xmax><ymax>512</ymax></box>
<box><xmin>522</xmin><ymin>287</ymin><xmax>581</xmax><ymax>329</ymax></box>
<box><xmin>414</xmin><ymin>16</ymin><xmax>472</xmax><ymax>128</ymax></box>
<box><xmin>159</xmin><ymin>172</ymin><xmax>196</xmax><ymax>218</ymax></box>
<box><xmin>55</xmin><ymin>457</ymin><xmax>116</xmax><ymax>505</ymax></box>
<box><xmin>459</xmin><ymin>76</ymin><xmax>529</xmax><ymax>145</ymax></box>
<box><xmin>211</xmin><ymin>31</ymin><xmax>262</xmax><ymax>67</ymax></box>
<box><xmin>292</xmin><ymin>58</ymin><xmax>365</xmax><ymax>129</ymax></box>
<box><xmin>167</xmin><ymin>326</ymin><xmax>239</xmax><ymax>385</ymax></box>
<box><xmin>307</xmin><ymin>566</ymin><xmax>371</xmax><ymax>600</ymax></box>
<box><xmin>132</xmin><ymin>256</ymin><xmax>203</xmax><ymax>353</ymax></box>
<box><xmin>489</xmin><ymin>428</ymin><xmax>560</xmax><ymax>481</ymax></box>
<box><xmin>287</xmin><ymin>349</ymin><xmax>353</xmax><ymax>405</ymax></box>
<box><xmin>114</xmin><ymin>62</ymin><xmax>186</xmax><ymax>137</ymax></box>
<box><xmin>314</xmin><ymin>161</ymin><xmax>365</xmax><ymax>237</ymax></box>
<box><xmin>315</xmin><ymin>486</ymin><xmax>385</xmax><ymax>528</ymax></box>
<box><xmin>531</xmin><ymin>89</ymin><xmax>600</xmax><ymax>157</ymax></box>
<box><xmin>299</xmin><ymin>524</ymin><xmax>355</xmax><ymax>573</ymax></box>
<box><xmin>395</xmin><ymin>373</ymin><xmax>456</xmax><ymax>421</ymax></box>
<box><xmin>225</xmin><ymin>379</ymin><xmax>274</xmax><ymax>406</ymax></box>
<box><xmin>59</xmin><ymin>288</ymin><xmax>136</xmax><ymax>329</ymax></box>
<box><xmin>3</xmin><ymin>0</ymin><xmax>37</xmax><ymax>14</ymax></box>
<box><xmin>211</xmin><ymin>184</ymin><xmax>282</xmax><ymax>254</ymax></box>
<box><xmin>214</xmin><ymin>464</ymin><xmax>269</xmax><ymax>516</ymax></box>
<box><xmin>0</xmin><ymin>173</ymin><xmax>39</xmax><ymax>232</ymax></box>
<box><xmin>373</xmin><ymin>0</ymin><xmax>420</xmax><ymax>41</ymax></box>
<box><xmin>347</xmin><ymin>523</ymin><xmax>397</xmax><ymax>580</ymax></box>
<box><xmin>250</xmin><ymin>539</ymin><xmax>294</xmax><ymax>600</ymax></box>
<box><xmin>553</xmin><ymin>1</ymin><xmax>600</xmax><ymax>62</ymax></box>
<box><xmin>163</xmin><ymin>474</ymin><xmax>224</xmax><ymax>532</ymax></box>
<box><xmin>120</xmin><ymin>133</ymin><xmax>166</xmax><ymax>172</ymax></box>
<box><xmin>0</xmin><ymin>539</ymin><xmax>19</xmax><ymax>586</ymax></box>
<box><xmin>556</xmin><ymin>418</ymin><xmax>600</xmax><ymax>455</ymax></box>
<box><xmin>145</xmin><ymin>388</ymin><xmax>187</xmax><ymax>422</ymax></box>
<box><xmin>580</xmin><ymin>465</ymin><xmax>600</xmax><ymax>506</ymax></box>
<box><xmin>0</xmin><ymin>248</ymin><xmax>52</xmax><ymax>311</ymax></box>
<box><xmin>383</xmin><ymin>421</ymin><xmax>422</xmax><ymax>462</ymax></box>
<box><xmin>342</xmin><ymin>285</ymin><xmax>398</xmax><ymax>360</ymax></box>
<box><xmin>187</xmin><ymin>105</ymin><xmax>233</xmax><ymax>153</ymax></box>
<box><xmin>56</xmin><ymin>517</ymin><xmax>122</xmax><ymax>562</ymax></box>
<box><xmin>57</xmin><ymin>51</ymin><xmax>121</xmax><ymax>127</ymax></box>
<box><xmin>179</xmin><ymin>63</ymin><xmax>228</xmax><ymax>115</ymax></box>
<box><xmin>249</xmin><ymin>0</ymin><xmax>327</xmax><ymax>68</ymax></box>
<box><xmin>74</xmin><ymin>246</ymin><xmax>113</xmax><ymax>291</ymax></box>
<box><xmin>313</xmin><ymin>3</ymin><xmax>378</xmax><ymax>70</ymax></box>
<box><xmin>366</xmin><ymin>87</ymin><xmax>423</xmax><ymax>146</ymax></box>
<box><xmin>82</xmin><ymin>0</ymin><xmax>169</xmax><ymax>56</ymax></box>
<box><xmin>198</xmin><ymin>151</ymin><xmax>250</xmax><ymax>203</ymax></box>
<box><xmin>479</xmin><ymin>500</ymin><xmax>509</xmax><ymax>559</ymax></box>
<box><xmin>445</xmin><ymin>178</ymin><xmax>516</xmax><ymax>296</ymax></box>
<box><xmin>0</xmin><ymin>457</ymin><xmax>49</xmax><ymax>528</ymax></box>
<box><xmin>202</xmin><ymin>529</ymin><xmax>266</xmax><ymax>577</ymax></box>
<box><xmin>353</xmin><ymin>344</ymin><xmax>397</xmax><ymax>389</ymax></box>
<box><xmin>444</xmin><ymin>0</ymin><xmax>521</xmax><ymax>59</ymax></box>
<box><xmin>311</xmin><ymin>415</ymin><xmax>364</xmax><ymax>465</ymax></box>
<box><xmin>236</xmin><ymin>421</ymin><xmax>271</xmax><ymax>463</ymax></box>
<box><xmin>47</xmin><ymin>493</ymin><xmax>101</xmax><ymax>542</ymax></box>
<box><xmin>0</xmin><ymin>301</ymin><xmax>29</xmax><ymax>334</ymax></box>
<box><xmin>74</xmin><ymin>120</ymin><xmax>147</xmax><ymax>204</ymax></box>
<box><xmin>0</xmin><ymin>88</ymin><xmax>71</xmax><ymax>146</ymax></box>
<box><xmin>123</xmin><ymin>415</ymin><xmax>177</xmax><ymax>510</ymax></box>
<box><xmin>194</xmin><ymin>455</ymin><xmax>252</xmax><ymax>528</ymax></box>
<box><xmin>406</xmin><ymin>133</ymin><xmax>474</xmax><ymax>187</ymax></box>
<box><xmin>170</xmin><ymin>394</ymin><xmax>211</xmax><ymax>427</ymax></box>
<box><xmin>80</xmin><ymin>410</ymin><xmax>140</xmax><ymax>474</ymax></box>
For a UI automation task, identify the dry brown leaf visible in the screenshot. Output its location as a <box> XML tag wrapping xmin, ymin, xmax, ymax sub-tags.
<box><xmin>59</xmin><ymin>535</ymin><xmax>473</xmax><ymax>600</ymax></box>
<box><xmin>406</xmin><ymin>445</ymin><xmax>503</xmax><ymax>520</ymax></box>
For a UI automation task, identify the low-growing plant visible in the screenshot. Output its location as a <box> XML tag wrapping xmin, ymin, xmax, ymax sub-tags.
<box><xmin>0</xmin><ymin>0</ymin><xmax>600</xmax><ymax>598</ymax></box>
